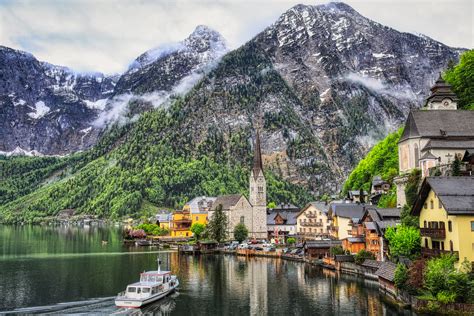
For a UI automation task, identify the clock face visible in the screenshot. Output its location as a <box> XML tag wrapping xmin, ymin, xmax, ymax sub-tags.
<box><xmin>443</xmin><ymin>100</ymin><xmax>450</xmax><ymax>107</ymax></box>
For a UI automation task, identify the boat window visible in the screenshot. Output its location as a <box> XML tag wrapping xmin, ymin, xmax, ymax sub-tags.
<box><xmin>142</xmin><ymin>288</ymin><xmax>151</xmax><ymax>293</ymax></box>
<box><xmin>128</xmin><ymin>287</ymin><xmax>136</xmax><ymax>293</ymax></box>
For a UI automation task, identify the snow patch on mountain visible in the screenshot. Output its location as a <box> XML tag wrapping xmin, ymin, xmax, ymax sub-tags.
<box><xmin>84</xmin><ymin>99</ymin><xmax>108</xmax><ymax>110</ymax></box>
<box><xmin>27</xmin><ymin>101</ymin><xmax>50</xmax><ymax>119</ymax></box>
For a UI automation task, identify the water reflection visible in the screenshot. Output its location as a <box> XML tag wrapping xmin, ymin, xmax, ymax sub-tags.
<box><xmin>0</xmin><ymin>225</ymin><xmax>414</xmax><ymax>315</ymax></box>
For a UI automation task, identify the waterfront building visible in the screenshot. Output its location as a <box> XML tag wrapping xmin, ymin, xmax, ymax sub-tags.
<box><xmin>170</xmin><ymin>209</ymin><xmax>192</xmax><ymax>237</ymax></box>
<box><xmin>361</xmin><ymin>207</ymin><xmax>401</xmax><ymax>261</ymax></box>
<box><xmin>184</xmin><ymin>196</ymin><xmax>216</xmax><ymax>226</ymax></box>
<box><xmin>296</xmin><ymin>202</ymin><xmax>331</xmax><ymax>240</ymax></box>
<box><xmin>210</xmin><ymin>131</ymin><xmax>267</xmax><ymax>239</ymax></box>
<box><xmin>394</xmin><ymin>77</ymin><xmax>474</xmax><ymax>206</ymax></box>
<box><xmin>341</xmin><ymin>237</ymin><xmax>365</xmax><ymax>254</ymax></box>
<box><xmin>155</xmin><ymin>212</ymin><xmax>172</xmax><ymax>230</ymax></box>
<box><xmin>327</xmin><ymin>202</ymin><xmax>365</xmax><ymax>240</ymax></box>
<box><xmin>411</xmin><ymin>177</ymin><xmax>474</xmax><ymax>268</ymax></box>
<box><xmin>266</xmin><ymin>211</ymin><xmax>297</xmax><ymax>243</ymax></box>
<box><xmin>303</xmin><ymin>240</ymin><xmax>342</xmax><ymax>260</ymax></box>
<box><xmin>374</xmin><ymin>261</ymin><xmax>397</xmax><ymax>297</ymax></box>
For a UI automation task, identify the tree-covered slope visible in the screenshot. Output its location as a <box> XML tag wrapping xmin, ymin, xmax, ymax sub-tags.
<box><xmin>444</xmin><ymin>50</ymin><xmax>474</xmax><ymax>110</ymax></box>
<box><xmin>343</xmin><ymin>128</ymin><xmax>401</xmax><ymax>193</ymax></box>
<box><xmin>0</xmin><ymin>101</ymin><xmax>313</xmax><ymax>224</ymax></box>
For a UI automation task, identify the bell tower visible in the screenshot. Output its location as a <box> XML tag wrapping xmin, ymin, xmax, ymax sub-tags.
<box><xmin>249</xmin><ymin>130</ymin><xmax>266</xmax><ymax>207</ymax></box>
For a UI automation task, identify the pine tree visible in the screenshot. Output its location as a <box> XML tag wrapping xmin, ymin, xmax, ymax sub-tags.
<box><xmin>452</xmin><ymin>155</ymin><xmax>461</xmax><ymax>176</ymax></box>
<box><xmin>207</xmin><ymin>204</ymin><xmax>228</xmax><ymax>242</ymax></box>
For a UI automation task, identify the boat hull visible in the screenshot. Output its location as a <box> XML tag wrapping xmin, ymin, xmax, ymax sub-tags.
<box><xmin>115</xmin><ymin>282</ymin><xmax>179</xmax><ymax>308</ymax></box>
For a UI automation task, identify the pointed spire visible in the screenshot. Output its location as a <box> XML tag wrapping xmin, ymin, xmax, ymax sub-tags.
<box><xmin>252</xmin><ymin>130</ymin><xmax>263</xmax><ymax>177</ymax></box>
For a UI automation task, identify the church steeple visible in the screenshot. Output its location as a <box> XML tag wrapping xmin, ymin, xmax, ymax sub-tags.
<box><xmin>252</xmin><ymin>130</ymin><xmax>263</xmax><ymax>178</ymax></box>
<box><xmin>425</xmin><ymin>73</ymin><xmax>458</xmax><ymax>110</ymax></box>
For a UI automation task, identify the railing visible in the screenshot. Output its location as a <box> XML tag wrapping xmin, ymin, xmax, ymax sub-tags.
<box><xmin>420</xmin><ymin>227</ymin><xmax>446</xmax><ymax>239</ymax></box>
<box><xmin>329</xmin><ymin>226</ymin><xmax>339</xmax><ymax>231</ymax></box>
<box><xmin>305</xmin><ymin>214</ymin><xmax>317</xmax><ymax>218</ymax></box>
<box><xmin>421</xmin><ymin>247</ymin><xmax>458</xmax><ymax>259</ymax></box>
<box><xmin>300</xmin><ymin>222</ymin><xmax>323</xmax><ymax>227</ymax></box>
<box><xmin>429</xmin><ymin>162</ymin><xmax>472</xmax><ymax>177</ymax></box>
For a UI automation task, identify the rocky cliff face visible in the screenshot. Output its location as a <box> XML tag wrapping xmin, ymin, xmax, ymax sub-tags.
<box><xmin>0</xmin><ymin>2</ymin><xmax>463</xmax><ymax>193</ymax></box>
<box><xmin>0</xmin><ymin>25</ymin><xmax>227</xmax><ymax>155</ymax></box>
<box><xmin>156</xmin><ymin>2</ymin><xmax>462</xmax><ymax>193</ymax></box>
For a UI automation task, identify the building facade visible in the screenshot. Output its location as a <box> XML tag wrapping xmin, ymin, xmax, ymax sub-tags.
<box><xmin>296</xmin><ymin>202</ymin><xmax>331</xmax><ymax>239</ymax></box>
<box><xmin>411</xmin><ymin>177</ymin><xmax>474</xmax><ymax>268</ymax></box>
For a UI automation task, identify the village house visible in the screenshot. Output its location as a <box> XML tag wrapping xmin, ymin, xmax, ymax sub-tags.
<box><xmin>411</xmin><ymin>177</ymin><xmax>474</xmax><ymax>268</ymax></box>
<box><xmin>155</xmin><ymin>212</ymin><xmax>172</xmax><ymax>230</ymax></box>
<box><xmin>328</xmin><ymin>202</ymin><xmax>365</xmax><ymax>240</ymax></box>
<box><xmin>266</xmin><ymin>211</ymin><xmax>297</xmax><ymax>243</ymax></box>
<box><xmin>170</xmin><ymin>209</ymin><xmax>192</xmax><ymax>237</ymax></box>
<box><xmin>209</xmin><ymin>131</ymin><xmax>267</xmax><ymax>239</ymax></box>
<box><xmin>361</xmin><ymin>207</ymin><xmax>401</xmax><ymax>261</ymax></box>
<box><xmin>304</xmin><ymin>240</ymin><xmax>342</xmax><ymax>260</ymax></box>
<box><xmin>296</xmin><ymin>202</ymin><xmax>331</xmax><ymax>240</ymax></box>
<box><xmin>183</xmin><ymin>196</ymin><xmax>216</xmax><ymax>226</ymax></box>
<box><xmin>370</xmin><ymin>175</ymin><xmax>391</xmax><ymax>205</ymax></box>
<box><xmin>347</xmin><ymin>190</ymin><xmax>369</xmax><ymax>203</ymax></box>
<box><xmin>394</xmin><ymin>77</ymin><xmax>474</xmax><ymax>206</ymax></box>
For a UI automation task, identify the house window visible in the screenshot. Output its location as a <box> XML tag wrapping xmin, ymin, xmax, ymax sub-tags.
<box><xmin>448</xmin><ymin>221</ymin><xmax>452</xmax><ymax>232</ymax></box>
<box><xmin>425</xmin><ymin>239</ymin><xmax>428</xmax><ymax>248</ymax></box>
<box><xmin>438</xmin><ymin>199</ymin><xmax>442</xmax><ymax>209</ymax></box>
<box><xmin>471</xmin><ymin>221</ymin><xmax>474</xmax><ymax>232</ymax></box>
<box><xmin>450</xmin><ymin>240</ymin><xmax>453</xmax><ymax>251</ymax></box>
<box><xmin>441</xmin><ymin>242</ymin><xmax>445</xmax><ymax>251</ymax></box>
<box><xmin>196</xmin><ymin>216</ymin><xmax>199</xmax><ymax>221</ymax></box>
<box><xmin>423</xmin><ymin>221</ymin><xmax>427</xmax><ymax>228</ymax></box>
<box><xmin>240</xmin><ymin>216</ymin><xmax>244</xmax><ymax>224</ymax></box>
<box><xmin>430</xmin><ymin>200</ymin><xmax>434</xmax><ymax>209</ymax></box>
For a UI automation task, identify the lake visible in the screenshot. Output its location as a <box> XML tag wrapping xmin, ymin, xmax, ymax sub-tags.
<box><xmin>0</xmin><ymin>225</ymin><xmax>414</xmax><ymax>315</ymax></box>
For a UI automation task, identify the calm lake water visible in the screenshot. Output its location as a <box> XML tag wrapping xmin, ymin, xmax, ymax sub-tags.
<box><xmin>0</xmin><ymin>225</ymin><xmax>414</xmax><ymax>315</ymax></box>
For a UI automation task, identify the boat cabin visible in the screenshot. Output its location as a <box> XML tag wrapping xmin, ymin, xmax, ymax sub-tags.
<box><xmin>124</xmin><ymin>271</ymin><xmax>172</xmax><ymax>299</ymax></box>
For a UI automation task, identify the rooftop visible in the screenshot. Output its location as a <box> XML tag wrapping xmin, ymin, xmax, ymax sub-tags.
<box><xmin>412</xmin><ymin>177</ymin><xmax>474</xmax><ymax>215</ymax></box>
<box><xmin>375</xmin><ymin>262</ymin><xmax>397</xmax><ymax>282</ymax></box>
<box><xmin>212</xmin><ymin>194</ymin><xmax>244</xmax><ymax>211</ymax></box>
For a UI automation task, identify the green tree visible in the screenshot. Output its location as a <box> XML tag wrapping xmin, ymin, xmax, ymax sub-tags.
<box><xmin>207</xmin><ymin>204</ymin><xmax>228</xmax><ymax>242</ymax></box>
<box><xmin>394</xmin><ymin>263</ymin><xmax>409</xmax><ymax>290</ymax></box>
<box><xmin>451</xmin><ymin>155</ymin><xmax>461</xmax><ymax>176</ymax></box>
<box><xmin>330</xmin><ymin>245</ymin><xmax>345</xmax><ymax>256</ymax></box>
<box><xmin>400</xmin><ymin>205</ymin><xmax>419</xmax><ymax>228</ymax></box>
<box><xmin>286</xmin><ymin>237</ymin><xmax>296</xmax><ymax>245</ymax></box>
<box><xmin>354</xmin><ymin>249</ymin><xmax>375</xmax><ymax>264</ymax></box>
<box><xmin>190</xmin><ymin>223</ymin><xmax>206</xmax><ymax>240</ymax></box>
<box><xmin>233</xmin><ymin>223</ymin><xmax>249</xmax><ymax>243</ymax></box>
<box><xmin>385</xmin><ymin>225</ymin><xmax>421</xmax><ymax>260</ymax></box>
<box><xmin>444</xmin><ymin>50</ymin><xmax>474</xmax><ymax>110</ymax></box>
<box><xmin>404</xmin><ymin>168</ymin><xmax>421</xmax><ymax>208</ymax></box>
<box><xmin>424</xmin><ymin>255</ymin><xmax>472</xmax><ymax>303</ymax></box>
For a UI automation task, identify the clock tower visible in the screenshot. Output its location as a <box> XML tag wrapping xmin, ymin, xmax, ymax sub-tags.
<box><xmin>249</xmin><ymin>130</ymin><xmax>267</xmax><ymax>238</ymax></box>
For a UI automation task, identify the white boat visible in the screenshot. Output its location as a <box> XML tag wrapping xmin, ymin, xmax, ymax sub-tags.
<box><xmin>115</xmin><ymin>258</ymin><xmax>179</xmax><ymax>308</ymax></box>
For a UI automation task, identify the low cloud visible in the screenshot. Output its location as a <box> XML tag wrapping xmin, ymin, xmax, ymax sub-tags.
<box><xmin>344</xmin><ymin>72</ymin><xmax>417</xmax><ymax>100</ymax></box>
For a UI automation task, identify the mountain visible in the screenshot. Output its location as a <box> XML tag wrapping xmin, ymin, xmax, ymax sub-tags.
<box><xmin>0</xmin><ymin>2</ymin><xmax>466</xmax><ymax>223</ymax></box>
<box><xmin>0</xmin><ymin>25</ymin><xmax>228</xmax><ymax>155</ymax></box>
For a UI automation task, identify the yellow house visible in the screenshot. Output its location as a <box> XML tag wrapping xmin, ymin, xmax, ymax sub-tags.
<box><xmin>170</xmin><ymin>196</ymin><xmax>215</xmax><ymax>237</ymax></box>
<box><xmin>328</xmin><ymin>202</ymin><xmax>365</xmax><ymax>240</ymax></box>
<box><xmin>411</xmin><ymin>177</ymin><xmax>474</xmax><ymax>268</ymax></box>
<box><xmin>155</xmin><ymin>213</ymin><xmax>172</xmax><ymax>230</ymax></box>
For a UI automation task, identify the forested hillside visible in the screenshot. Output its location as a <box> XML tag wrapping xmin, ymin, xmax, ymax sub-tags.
<box><xmin>444</xmin><ymin>50</ymin><xmax>474</xmax><ymax>110</ymax></box>
<box><xmin>0</xmin><ymin>101</ymin><xmax>313</xmax><ymax>224</ymax></box>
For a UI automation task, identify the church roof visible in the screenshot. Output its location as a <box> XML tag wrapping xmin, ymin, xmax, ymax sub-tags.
<box><xmin>212</xmin><ymin>194</ymin><xmax>245</xmax><ymax>211</ymax></box>
<box><xmin>421</xmin><ymin>139</ymin><xmax>474</xmax><ymax>152</ymax></box>
<box><xmin>252</xmin><ymin>130</ymin><xmax>263</xmax><ymax>179</ymax></box>
<box><xmin>399</xmin><ymin>110</ymin><xmax>474</xmax><ymax>142</ymax></box>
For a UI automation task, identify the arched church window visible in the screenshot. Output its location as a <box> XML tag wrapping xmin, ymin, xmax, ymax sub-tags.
<box><xmin>414</xmin><ymin>143</ymin><xmax>419</xmax><ymax>168</ymax></box>
<box><xmin>240</xmin><ymin>216</ymin><xmax>244</xmax><ymax>224</ymax></box>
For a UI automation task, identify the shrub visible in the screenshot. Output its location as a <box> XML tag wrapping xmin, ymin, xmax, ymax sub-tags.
<box><xmin>354</xmin><ymin>249</ymin><xmax>375</xmax><ymax>264</ymax></box>
<box><xmin>190</xmin><ymin>223</ymin><xmax>206</xmax><ymax>240</ymax></box>
<box><xmin>394</xmin><ymin>263</ymin><xmax>409</xmax><ymax>290</ymax></box>
<box><xmin>286</xmin><ymin>237</ymin><xmax>296</xmax><ymax>245</ymax></box>
<box><xmin>233</xmin><ymin>223</ymin><xmax>249</xmax><ymax>243</ymax></box>
<box><xmin>330</xmin><ymin>245</ymin><xmax>345</xmax><ymax>256</ymax></box>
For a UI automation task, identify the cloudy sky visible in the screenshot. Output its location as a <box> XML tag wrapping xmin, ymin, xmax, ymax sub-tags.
<box><xmin>0</xmin><ymin>0</ymin><xmax>472</xmax><ymax>74</ymax></box>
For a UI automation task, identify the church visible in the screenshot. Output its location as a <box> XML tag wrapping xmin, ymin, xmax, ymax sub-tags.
<box><xmin>209</xmin><ymin>131</ymin><xmax>268</xmax><ymax>239</ymax></box>
<box><xmin>395</xmin><ymin>76</ymin><xmax>474</xmax><ymax>207</ymax></box>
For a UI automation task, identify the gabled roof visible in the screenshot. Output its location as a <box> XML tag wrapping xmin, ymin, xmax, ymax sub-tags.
<box><xmin>329</xmin><ymin>203</ymin><xmax>365</xmax><ymax>219</ymax></box>
<box><xmin>212</xmin><ymin>194</ymin><xmax>245</xmax><ymax>211</ymax></box>
<box><xmin>375</xmin><ymin>262</ymin><xmax>397</xmax><ymax>282</ymax></box>
<box><xmin>297</xmin><ymin>201</ymin><xmax>329</xmax><ymax>218</ymax></box>
<box><xmin>267</xmin><ymin>211</ymin><xmax>297</xmax><ymax>226</ymax></box>
<box><xmin>376</xmin><ymin>208</ymin><xmax>401</xmax><ymax>219</ymax></box>
<box><xmin>411</xmin><ymin>177</ymin><xmax>474</xmax><ymax>215</ymax></box>
<box><xmin>420</xmin><ymin>151</ymin><xmax>438</xmax><ymax>160</ymax></box>
<box><xmin>399</xmin><ymin>110</ymin><xmax>474</xmax><ymax>142</ymax></box>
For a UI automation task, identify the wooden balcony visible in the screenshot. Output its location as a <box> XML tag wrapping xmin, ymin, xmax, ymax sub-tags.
<box><xmin>300</xmin><ymin>222</ymin><xmax>323</xmax><ymax>227</ymax></box>
<box><xmin>305</xmin><ymin>213</ymin><xmax>317</xmax><ymax>218</ymax></box>
<box><xmin>421</xmin><ymin>247</ymin><xmax>458</xmax><ymax>259</ymax></box>
<box><xmin>420</xmin><ymin>227</ymin><xmax>446</xmax><ymax>239</ymax></box>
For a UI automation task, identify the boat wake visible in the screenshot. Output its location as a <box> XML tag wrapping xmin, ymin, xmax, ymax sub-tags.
<box><xmin>3</xmin><ymin>293</ymin><xmax>179</xmax><ymax>315</ymax></box>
